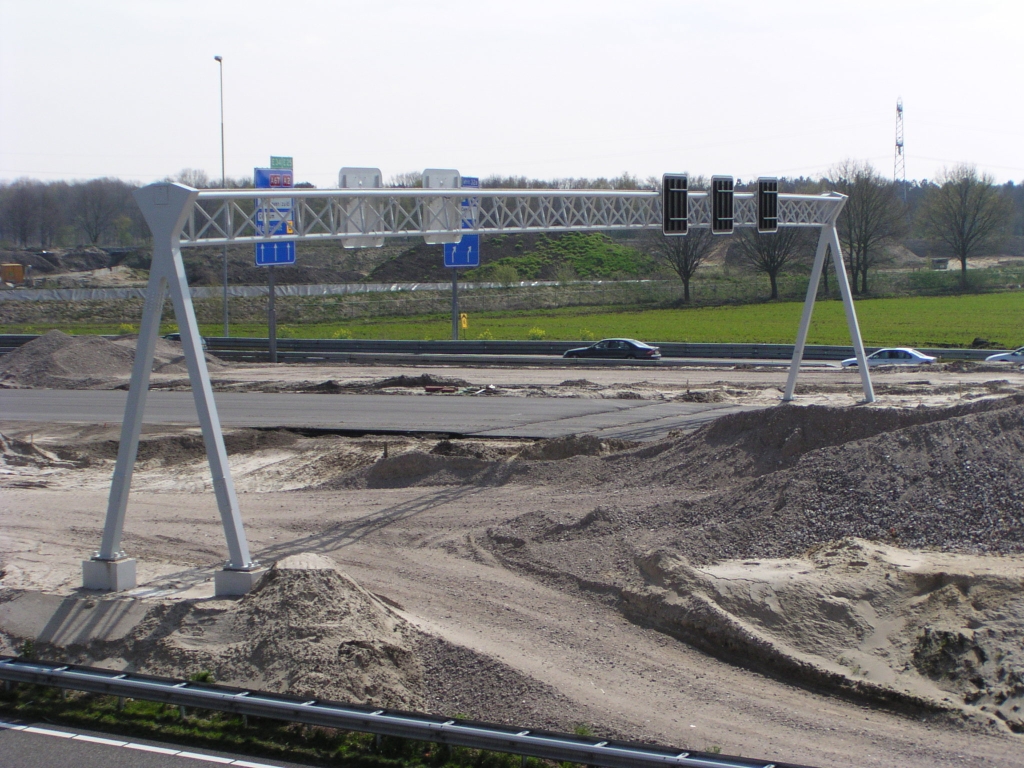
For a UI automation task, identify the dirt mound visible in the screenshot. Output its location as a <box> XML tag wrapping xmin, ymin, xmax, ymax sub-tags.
<box><xmin>0</xmin><ymin>330</ymin><xmax>225</xmax><ymax>389</ymax></box>
<box><xmin>326</xmin><ymin>435</ymin><xmax>642</xmax><ymax>489</ymax></box>
<box><xmin>656</xmin><ymin>401</ymin><xmax>1024</xmax><ymax>562</ymax></box>
<box><xmin>374</xmin><ymin>374</ymin><xmax>470</xmax><ymax>389</ymax></box>
<box><xmin>622</xmin><ymin>396</ymin><xmax>1024</xmax><ymax>489</ymax></box>
<box><xmin>56</xmin><ymin>553</ymin><xmax>425</xmax><ymax>707</ymax></box>
<box><xmin>489</xmin><ymin>398</ymin><xmax>1024</xmax><ymax>566</ymax></box>
<box><xmin>358</xmin><ymin>451</ymin><xmax>493</xmax><ymax>489</ymax></box>
<box><xmin>516</xmin><ymin>435</ymin><xmax>639</xmax><ymax>461</ymax></box>
<box><xmin>485</xmin><ymin>396</ymin><xmax>1024</xmax><ymax>725</ymax></box>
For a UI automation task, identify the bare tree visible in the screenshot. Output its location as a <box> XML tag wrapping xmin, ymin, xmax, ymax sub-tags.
<box><xmin>919</xmin><ymin>164</ymin><xmax>1012</xmax><ymax>288</ymax></box>
<box><xmin>0</xmin><ymin>180</ymin><xmax>40</xmax><ymax>246</ymax></box>
<box><xmin>172</xmin><ymin>168</ymin><xmax>211</xmax><ymax>188</ymax></box>
<box><xmin>75</xmin><ymin>178</ymin><xmax>133</xmax><ymax>244</ymax></box>
<box><xmin>644</xmin><ymin>228</ymin><xmax>715</xmax><ymax>302</ymax></box>
<box><xmin>38</xmin><ymin>182</ymin><xmax>67</xmax><ymax>247</ymax></box>
<box><xmin>387</xmin><ymin>171</ymin><xmax>424</xmax><ymax>188</ymax></box>
<box><xmin>827</xmin><ymin>160</ymin><xmax>907</xmax><ymax>294</ymax></box>
<box><xmin>735</xmin><ymin>228</ymin><xmax>808</xmax><ymax>300</ymax></box>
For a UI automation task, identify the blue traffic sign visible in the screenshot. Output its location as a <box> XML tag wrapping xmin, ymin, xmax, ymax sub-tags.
<box><xmin>256</xmin><ymin>241</ymin><xmax>296</xmax><ymax>265</ymax></box>
<box><xmin>444</xmin><ymin>177</ymin><xmax>480</xmax><ymax>268</ymax></box>
<box><xmin>444</xmin><ymin>234</ymin><xmax>480</xmax><ymax>267</ymax></box>
<box><xmin>254</xmin><ymin>166</ymin><xmax>296</xmax><ymax>267</ymax></box>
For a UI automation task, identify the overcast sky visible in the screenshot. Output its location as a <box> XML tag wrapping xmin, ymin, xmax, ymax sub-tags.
<box><xmin>1</xmin><ymin>0</ymin><xmax>1021</xmax><ymax>189</ymax></box>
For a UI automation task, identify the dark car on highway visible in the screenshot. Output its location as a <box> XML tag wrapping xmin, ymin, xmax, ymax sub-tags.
<box><xmin>162</xmin><ymin>332</ymin><xmax>209</xmax><ymax>351</ymax></box>
<box><xmin>562</xmin><ymin>338</ymin><xmax>661</xmax><ymax>360</ymax></box>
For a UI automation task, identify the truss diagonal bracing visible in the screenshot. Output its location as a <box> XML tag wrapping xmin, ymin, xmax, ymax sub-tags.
<box><xmin>179</xmin><ymin>189</ymin><xmax>844</xmax><ymax>247</ymax></box>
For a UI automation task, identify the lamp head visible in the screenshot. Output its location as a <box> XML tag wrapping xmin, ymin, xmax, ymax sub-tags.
<box><xmin>214</xmin><ymin>55</ymin><xmax>222</xmax><ymax>62</ymax></box>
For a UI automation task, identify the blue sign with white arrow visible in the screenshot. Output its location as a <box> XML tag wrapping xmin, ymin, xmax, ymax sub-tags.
<box><xmin>254</xmin><ymin>166</ymin><xmax>296</xmax><ymax>266</ymax></box>
<box><xmin>444</xmin><ymin>234</ymin><xmax>479</xmax><ymax>267</ymax></box>
<box><xmin>444</xmin><ymin>176</ymin><xmax>480</xmax><ymax>268</ymax></box>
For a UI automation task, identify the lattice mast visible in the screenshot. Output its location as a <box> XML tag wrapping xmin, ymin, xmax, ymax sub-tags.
<box><xmin>894</xmin><ymin>98</ymin><xmax>906</xmax><ymax>202</ymax></box>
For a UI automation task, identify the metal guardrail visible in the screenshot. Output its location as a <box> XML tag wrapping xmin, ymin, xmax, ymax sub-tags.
<box><xmin>0</xmin><ymin>334</ymin><xmax>1006</xmax><ymax>362</ymax></box>
<box><xmin>0</xmin><ymin>657</ymin><xmax>807</xmax><ymax>768</ymax></box>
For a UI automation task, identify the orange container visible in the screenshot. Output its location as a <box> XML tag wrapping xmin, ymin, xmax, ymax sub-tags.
<box><xmin>1</xmin><ymin>263</ymin><xmax>25</xmax><ymax>283</ymax></box>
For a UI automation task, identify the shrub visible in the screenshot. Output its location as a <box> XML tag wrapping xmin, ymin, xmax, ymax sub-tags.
<box><xmin>331</xmin><ymin>327</ymin><xmax>353</xmax><ymax>339</ymax></box>
<box><xmin>554</xmin><ymin>263</ymin><xmax>579</xmax><ymax>285</ymax></box>
<box><xmin>578</xmin><ymin>328</ymin><xmax>597</xmax><ymax>341</ymax></box>
<box><xmin>476</xmin><ymin>330</ymin><xmax>494</xmax><ymax>340</ymax></box>
<box><xmin>491</xmin><ymin>264</ymin><xmax>520</xmax><ymax>287</ymax></box>
<box><xmin>116</xmin><ymin>323</ymin><xmax>135</xmax><ymax>335</ymax></box>
<box><xmin>526</xmin><ymin>327</ymin><xmax>547</xmax><ymax>340</ymax></box>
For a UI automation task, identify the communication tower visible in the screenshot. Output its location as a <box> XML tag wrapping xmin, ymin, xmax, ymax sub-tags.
<box><xmin>894</xmin><ymin>98</ymin><xmax>906</xmax><ymax>202</ymax></box>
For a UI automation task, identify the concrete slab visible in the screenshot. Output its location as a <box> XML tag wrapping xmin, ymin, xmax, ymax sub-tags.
<box><xmin>0</xmin><ymin>590</ymin><xmax>150</xmax><ymax>645</ymax></box>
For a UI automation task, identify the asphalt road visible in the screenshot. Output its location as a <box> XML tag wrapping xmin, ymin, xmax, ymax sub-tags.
<box><xmin>0</xmin><ymin>390</ymin><xmax>759</xmax><ymax>441</ymax></box>
<box><xmin>0</xmin><ymin>720</ymin><xmax>310</xmax><ymax>768</ymax></box>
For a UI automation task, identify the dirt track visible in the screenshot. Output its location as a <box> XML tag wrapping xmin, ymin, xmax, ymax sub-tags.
<box><xmin>2</xmin><ymin>333</ymin><xmax>1024</xmax><ymax>767</ymax></box>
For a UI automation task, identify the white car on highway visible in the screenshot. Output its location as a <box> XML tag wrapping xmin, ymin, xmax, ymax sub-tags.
<box><xmin>984</xmin><ymin>346</ymin><xmax>1024</xmax><ymax>363</ymax></box>
<box><xmin>841</xmin><ymin>348</ymin><xmax>937</xmax><ymax>367</ymax></box>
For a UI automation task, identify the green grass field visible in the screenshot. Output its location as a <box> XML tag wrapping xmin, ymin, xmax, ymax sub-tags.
<box><xmin>5</xmin><ymin>292</ymin><xmax>1024</xmax><ymax>349</ymax></box>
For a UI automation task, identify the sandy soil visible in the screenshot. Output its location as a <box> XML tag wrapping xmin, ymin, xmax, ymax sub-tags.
<box><xmin>2</xmin><ymin>332</ymin><xmax>1024</xmax><ymax>767</ymax></box>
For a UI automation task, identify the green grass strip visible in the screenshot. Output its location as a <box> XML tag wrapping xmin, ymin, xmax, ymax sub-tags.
<box><xmin>4</xmin><ymin>292</ymin><xmax>1023</xmax><ymax>348</ymax></box>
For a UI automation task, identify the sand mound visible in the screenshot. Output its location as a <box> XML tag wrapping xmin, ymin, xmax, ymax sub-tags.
<box><xmin>9</xmin><ymin>553</ymin><xmax>426</xmax><ymax>707</ymax></box>
<box><xmin>0</xmin><ymin>330</ymin><xmax>225</xmax><ymax>389</ymax></box>
<box><xmin>627</xmin><ymin>540</ymin><xmax>1024</xmax><ymax>731</ymax></box>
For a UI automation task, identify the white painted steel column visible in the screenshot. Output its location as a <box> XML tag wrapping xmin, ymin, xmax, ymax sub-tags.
<box><xmin>782</xmin><ymin>227</ymin><xmax>831</xmax><ymax>401</ymax></box>
<box><xmin>86</xmin><ymin>183</ymin><xmax>256</xmax><ymax>593</ymax></box>
<box><xmin>95</xmin><ymin>269</ymin><xmax>167</xmax><ymax>561</ymax></box>
<box><xmin>827</xmin><ymin>224</ymin><xmax>874</xmax><ymax>402</ymax></box>
<box><xmin>782</xmin><ymin>193</ymin><xmax>874</xmax><ymax>404</ymax></box>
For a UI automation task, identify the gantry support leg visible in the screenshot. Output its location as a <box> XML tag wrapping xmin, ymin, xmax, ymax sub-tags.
<box><xmin>83</xmin><ymin>183</ymin><xmax>264</xmax><ymax>596</ymax></box>
<box><xmin>783</xmin><ymin>197</ymin><xmax>874</xmax><ymax>403</ymax></box>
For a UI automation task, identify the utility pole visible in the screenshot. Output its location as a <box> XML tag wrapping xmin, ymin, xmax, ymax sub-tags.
<box><xmin>215</xmin><ymin>55</ymin><xmax>229</xmax><ymax>336</ymax></box>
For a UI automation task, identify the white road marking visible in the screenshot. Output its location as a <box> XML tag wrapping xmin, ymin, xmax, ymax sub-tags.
<box><xmin>0</xmin><ymin>719</ymin><xmax>290</xmax><ymax>766</ymax></box>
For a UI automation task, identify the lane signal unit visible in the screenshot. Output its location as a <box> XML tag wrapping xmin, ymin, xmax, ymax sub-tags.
<box><xmin>710</xmin><ymin>176</ymin><xmax>734</xmax><ymax>234</ymax></box>
<box><xmin>661</xmin><ymin>174</ymin><xmax>688</xmax><ymax>236</ymax></box>
<box><xmin>661</xmin><ymin>174</ymin><xmax>780</xmax><ymax>235</ymax></box>
<box><xmin>757</xmin><ymin>177</ymin><xmax>779</xmax><ymax>233</ymax></box>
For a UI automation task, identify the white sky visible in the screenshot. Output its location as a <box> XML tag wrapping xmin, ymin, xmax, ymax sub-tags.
<box><xmin>1</xmin><ymin>0</ymin><xmax>1022</xmax><ymax>188</ymax></box>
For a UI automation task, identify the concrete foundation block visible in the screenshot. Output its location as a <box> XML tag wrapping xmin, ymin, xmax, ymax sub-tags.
<box><xmin>82</xmin><ymin>558</ymin><xmax>137</xmax><ymax>592</ymax></box>
<box><xmin>214</xmin><ymin>568</ymin><xmax>268</xmax><ymax>597</ymax></box>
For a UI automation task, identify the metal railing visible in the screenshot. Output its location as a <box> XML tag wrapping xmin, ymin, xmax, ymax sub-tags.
<box><xmin>0</xmin><ymin>656</ymin><xmax>806</xmax><ymax>768</ymax></box>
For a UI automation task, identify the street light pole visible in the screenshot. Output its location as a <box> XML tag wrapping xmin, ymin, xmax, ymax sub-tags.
<box><xmin>215</xmin><ymin>55</ymin><xmax>229</xmax><ymax>337</ymax></box>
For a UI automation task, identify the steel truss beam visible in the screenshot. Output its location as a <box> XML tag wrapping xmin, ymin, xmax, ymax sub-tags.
<box><xmin>85</xmin><ymin>182</ymin><xmax>872</xmax><ymax>596</ymax></box>
<box><xmin>180</xmin><ymin>189</ymin><xmax>843</xmax><ymax>247</ymax></box>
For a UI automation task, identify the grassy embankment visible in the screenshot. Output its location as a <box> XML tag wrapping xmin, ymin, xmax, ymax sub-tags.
<box><xmin>5</xmin><ymin>292</ymin><xmax>1023</xmax><ymax>349</ymax></box>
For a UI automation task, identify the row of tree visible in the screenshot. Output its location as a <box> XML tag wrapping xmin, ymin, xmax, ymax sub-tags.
<box><xmin>1</xmin><ymin>165</ymin><xmax>1021</xmax><ymax>297</ymax></box>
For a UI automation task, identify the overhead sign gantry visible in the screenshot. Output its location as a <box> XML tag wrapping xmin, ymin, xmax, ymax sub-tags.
<box><xmin>82</xmin><ymin>171</ymin><xmax>874</xmax><ymax>597</ymax></box>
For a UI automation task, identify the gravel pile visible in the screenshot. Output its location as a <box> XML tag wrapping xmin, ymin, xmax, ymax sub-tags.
<box><xmin>487</xmin><ymin>396</ymin><xmax>1024</xmax><ymax>564</ymax></box>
